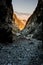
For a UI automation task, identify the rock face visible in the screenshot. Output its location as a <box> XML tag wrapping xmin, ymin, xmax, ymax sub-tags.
<box><xmin>32</xmin><ymin>0</ymin><xmax>43</xmax><ymax>40</ymax></box>
<box><xmin>23</xmin><ymin>0</ymin><xmax>43</xmax><ymax>40</ymax></box>
<box><xmin>0</xmin><ymin>0</ymin><xmax>13</xmax><ymax>43</ymax></box>
<box><xmin>0</xmin><ymin>0</ymin><xmax>43</xmax><ymax>65</ymax></box>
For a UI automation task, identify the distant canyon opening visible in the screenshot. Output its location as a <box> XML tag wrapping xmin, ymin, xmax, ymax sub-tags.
<box><xmin>12</xmin><ymin>0</ymin><xmax>38</xmax><ymax>31</ymax></box>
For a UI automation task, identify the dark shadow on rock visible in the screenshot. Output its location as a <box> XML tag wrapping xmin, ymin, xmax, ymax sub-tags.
<box><xmin>0</xmin><ymin>0</ymin><xmax>13</xmax><ymax>44</ymax></box>
<box><xmin>25</xmin><ymin>0</ymin><xmax>43</xmax><ymax>41</ymax></box>
<box><xmin>23</xmin><ymin>0</ymin><xmax>43</xmax><ymax>49</ymax></box>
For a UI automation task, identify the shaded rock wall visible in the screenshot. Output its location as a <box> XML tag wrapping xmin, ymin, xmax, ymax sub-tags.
<box><xmin>0</xmin><ymin>0</ymin><xmax>13</xmax><ymax>43</ymax></box>
<box><xmin>25</xmin><ymin>0</ymin><xmax>43</xmax><ymax>40</ymax></box>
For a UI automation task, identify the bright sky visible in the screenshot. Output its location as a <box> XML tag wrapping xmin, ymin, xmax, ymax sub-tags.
<box><xmin>12</xmin><ymin>0</ymin><xmax>38</xmax><ymax>14</ymax></box>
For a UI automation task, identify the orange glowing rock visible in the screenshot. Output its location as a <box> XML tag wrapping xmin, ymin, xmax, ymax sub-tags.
<box><xmin>13</xmin><ymin>14</ymin><xmax>26</xmax><ymax>30</ymax></box>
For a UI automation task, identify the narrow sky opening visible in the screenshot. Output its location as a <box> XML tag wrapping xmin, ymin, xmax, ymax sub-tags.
<box><xmin>12</xmin><ymin>0</ymin><xmax>38</xmax><ymax>14</ymax></box>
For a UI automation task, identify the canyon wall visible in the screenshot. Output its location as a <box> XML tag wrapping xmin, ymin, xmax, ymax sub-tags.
<box><xmin>0</xmin><ymin>0</ymin><xmax>13</xmax><ymax>43</ymax></box>
<box><xmin>24</xmin><ymin>0</ymin><xmax>43</xmax><ymax>40</ymax></box>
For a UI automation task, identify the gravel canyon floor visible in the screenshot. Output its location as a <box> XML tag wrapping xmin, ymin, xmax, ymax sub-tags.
<box><xmin>0</xmin><ymin>37</ymin><xmax>43</xmax><ymax>65</ymax></box>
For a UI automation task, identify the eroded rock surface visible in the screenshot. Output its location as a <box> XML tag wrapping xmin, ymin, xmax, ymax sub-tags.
<box><xmin>22</xmin><ymin>0</ymin><xmax>43</xmax><ymax>40</ymax></box>
<box><xmin>0</xmin><ymin>0</ymin><xmax>13</xmax><ymax>43</ymax></box>
<box><xmin>0</xmin><ymin>0</ymin><xmax>43</xmax><ymax>65</ymax></box>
